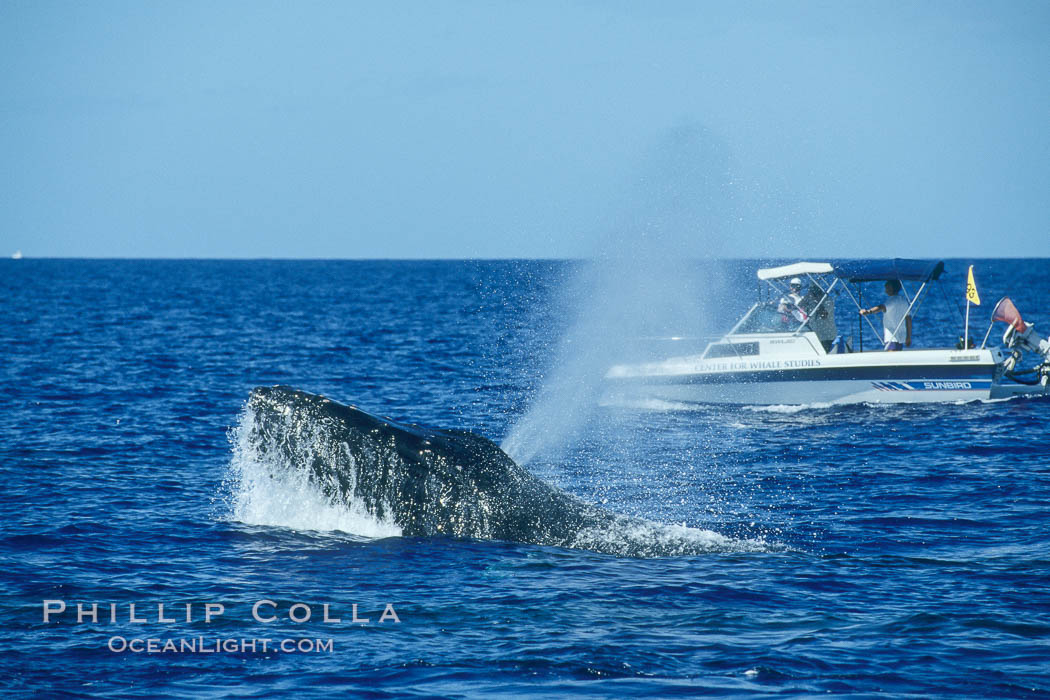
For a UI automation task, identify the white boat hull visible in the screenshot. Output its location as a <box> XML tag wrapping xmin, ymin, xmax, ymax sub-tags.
<box><xmin>607</xmin><ymin>260</ymin><xmax>1050</xmax><ymax>407</ymax></box>
<box><xmin>605</xmin><ymin>346</ymin><xmax>1048</xmax><ymax>406</ymax></box>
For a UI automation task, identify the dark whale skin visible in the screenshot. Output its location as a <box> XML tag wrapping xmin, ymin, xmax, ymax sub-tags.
<box><xmin>243</xmin><ymin>386</ymin><xmax>753</xmax><ymax>557</ymax></box>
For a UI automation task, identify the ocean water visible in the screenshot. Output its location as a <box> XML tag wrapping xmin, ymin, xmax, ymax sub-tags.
<box><xmin>2</xmin><ymin>258</ymin><xmax>1049</xmax><ymax>697</ymax></box>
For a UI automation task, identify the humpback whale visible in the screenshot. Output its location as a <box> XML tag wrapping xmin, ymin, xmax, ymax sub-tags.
<box><xmin>235</xmin><ymin>386</ymin><xmax>763</xmax><ymax>557</ymax></box>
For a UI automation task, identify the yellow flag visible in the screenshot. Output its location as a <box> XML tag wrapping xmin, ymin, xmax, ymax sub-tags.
<box><xmin>966</xmin><ymin>265</ymin><xmax>981</xmax><ymax>305</ymax></box>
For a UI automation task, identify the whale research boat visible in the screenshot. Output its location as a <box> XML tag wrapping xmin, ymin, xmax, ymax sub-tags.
<box><xmin>605</xmin><ymin>259</ymin><xmax>1050</xmax><ymax>405</ymax></box>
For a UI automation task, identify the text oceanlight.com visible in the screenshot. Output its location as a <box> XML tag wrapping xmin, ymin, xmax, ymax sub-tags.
<box><xmin>107</xmin><ymin>637</ymin><xmax>334</xmax><ymax>654</ymax></box>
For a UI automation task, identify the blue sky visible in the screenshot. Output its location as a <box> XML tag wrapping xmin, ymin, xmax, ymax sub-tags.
<box><xmin>2</xmin><ymin>1</ymin><xmax>1047</xmax><ymax>259</ymax></box>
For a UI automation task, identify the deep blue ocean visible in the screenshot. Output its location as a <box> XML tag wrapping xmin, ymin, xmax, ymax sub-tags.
<box><xmin>3</xmin><ymin>258</ymin><xmax>1049</xmax><ymax>698</ymax></box>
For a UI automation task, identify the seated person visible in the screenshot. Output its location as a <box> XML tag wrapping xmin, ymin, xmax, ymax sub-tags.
<box><xmin>777</xmin><ymin>277</ymin><xmax>807</xmax><ymax>324</ymax></box>
<box><xmin>802</xmin><ymin>284</ymin><xmax>836</xmax><ymax>351</ymax></box>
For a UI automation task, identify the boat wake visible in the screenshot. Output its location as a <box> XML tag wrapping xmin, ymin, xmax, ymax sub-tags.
<box><xmin>597</xmin><ymin>396</ymin><xmax>710</xmax><ymax>412</ymax></box>
<box><xmin>745</xmin><ymin>402</ymin><xmax>836</xmax><ymax>415</ymax></box>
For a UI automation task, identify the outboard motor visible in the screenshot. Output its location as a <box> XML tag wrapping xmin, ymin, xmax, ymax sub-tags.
<box><xmin>994</xmin><ymin>297</ymin><xmax>1050</xmax><ymax>387</ymax></box>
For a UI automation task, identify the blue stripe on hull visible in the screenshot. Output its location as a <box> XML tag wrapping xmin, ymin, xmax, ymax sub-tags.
<box><xmin>872</xmin><ymin>379</ymin><xmax>994</xmax><ymax>392</ymax></box>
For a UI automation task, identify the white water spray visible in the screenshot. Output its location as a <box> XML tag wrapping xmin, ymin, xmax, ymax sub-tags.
<box><xmin>224</xmin><ymin>404</ymin><xmax>402</xmax><ymax>537</ymax></box>
<box><xmin>502</xmin><ymin>125</ymin><xmax>732</xmax><ymax>464</ymax></box>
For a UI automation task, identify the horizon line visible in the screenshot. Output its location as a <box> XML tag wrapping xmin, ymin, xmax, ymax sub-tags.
<box><xmin>3</xmin><ymin>255</ymin><xmax>1048</xmax><ymax>262</ymax></box>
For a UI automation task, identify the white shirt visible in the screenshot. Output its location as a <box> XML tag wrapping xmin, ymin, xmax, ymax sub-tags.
<box><xmin>882</xmin><ymin>294</ymin><xmax>909</xmax><ymax>343</ymax></box>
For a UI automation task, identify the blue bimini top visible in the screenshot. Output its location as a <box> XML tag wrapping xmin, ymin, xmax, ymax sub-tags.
<box><xmin>832</xmin><ymin>259</ymin><xmax>945</xmax><ymax>283</ymax></box>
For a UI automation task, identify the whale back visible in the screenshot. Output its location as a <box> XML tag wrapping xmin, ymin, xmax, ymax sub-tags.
<box><xmin>240</xmin><ymin>386</ymin><xmax>763</xmax><ymax>557</ymax></box>
<box><xmin>245</xmin><ymin>386</ymin><xmax>607</xmax><ymax>545</ymax></box>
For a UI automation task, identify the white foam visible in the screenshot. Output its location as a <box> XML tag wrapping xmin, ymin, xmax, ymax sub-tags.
<box><xmin>223</xmin><ymin>406</ymin><xmax>402</xmax><ymax>538</ymax></box>
<box><xmin>572</xmin><ymin>517</ymin><xmax>769</xmax><ymax>557</ymax></box>
<box><xmin>597</xmin><ymin>396</ymin><xmax>705</xmax><ymax>412</ymax></box>
<box><xmin>745</xmin><ymin>402</ymin><xmax>834</xmax><ymax>414</ymax></box>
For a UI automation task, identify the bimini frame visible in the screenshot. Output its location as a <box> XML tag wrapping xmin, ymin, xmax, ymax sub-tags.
<box><xmin>754</xmin><ymin>259</ymin><xmax>947</xmax><ymax>352</ymax></box>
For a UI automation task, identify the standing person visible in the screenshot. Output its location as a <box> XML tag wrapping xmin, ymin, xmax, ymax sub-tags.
<box><xmin>859</xmin><ymin>280</ymin><xmax>911</xmax><ymax>351</ymax></box>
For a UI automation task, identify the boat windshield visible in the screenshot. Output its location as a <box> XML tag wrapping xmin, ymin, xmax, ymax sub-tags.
<box><xmin>735</xmin><ymin>302</ymin><xmax>814</xmax><ymax>335</ymax></box>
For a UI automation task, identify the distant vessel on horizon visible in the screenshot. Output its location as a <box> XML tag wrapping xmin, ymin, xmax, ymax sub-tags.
<box><xmin>11</xmin><ymin>250</ymin><xmax>23</xmax><ymax>259</ymax></box>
